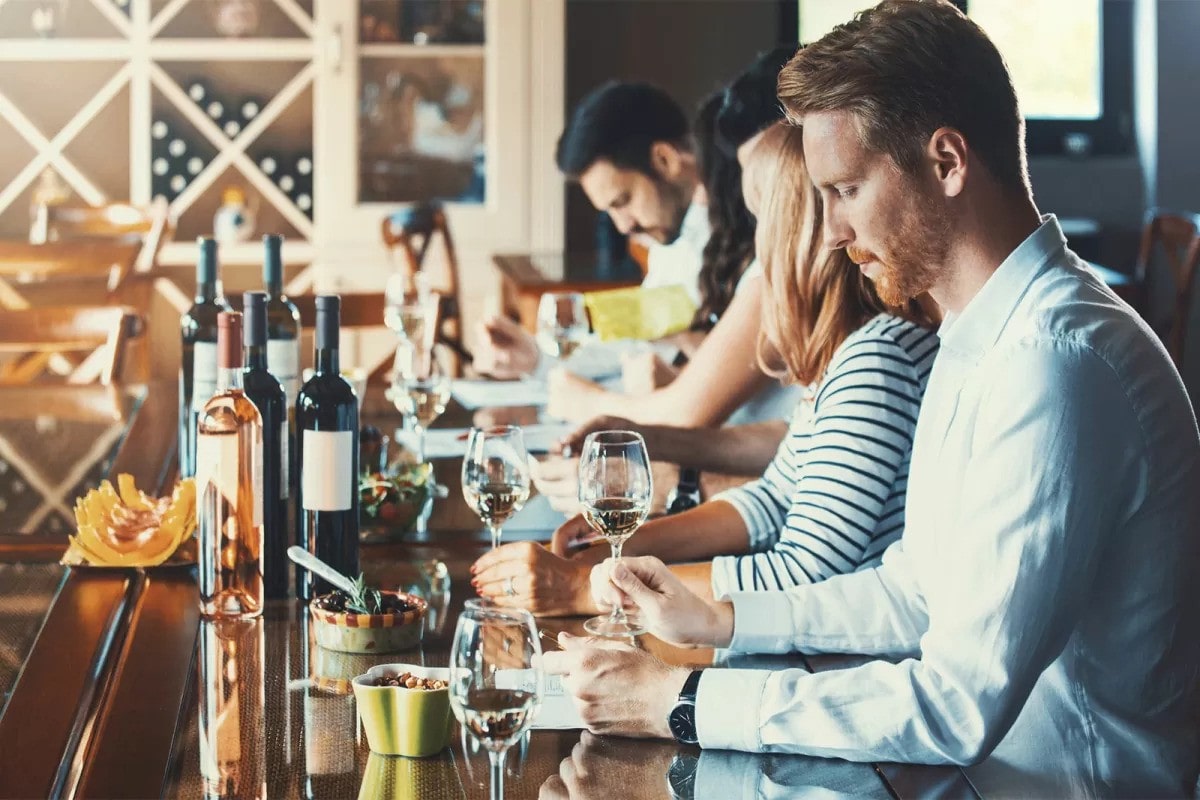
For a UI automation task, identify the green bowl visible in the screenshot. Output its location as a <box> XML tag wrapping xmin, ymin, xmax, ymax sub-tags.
<box><xmin>353</xmin><ymin>664</ymin><xmax>452</xmax><ymax>757</ymax></box>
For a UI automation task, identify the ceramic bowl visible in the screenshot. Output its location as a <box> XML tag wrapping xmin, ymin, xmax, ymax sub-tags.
<box><xmin>309</xmin><ymin>591</ymin><xmax>427</xmax><ymax>654</ymax></box>
<box><xmin>352</xmin><ymin>663</ymin><xmax>453</xmax><ymax>757</ymax></box>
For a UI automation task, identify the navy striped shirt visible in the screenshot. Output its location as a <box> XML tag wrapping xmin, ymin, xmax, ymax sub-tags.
<box><xmin>711</xmin><ymin>313</ymin><xmax>938</xmax><ymax>595</ymax></box>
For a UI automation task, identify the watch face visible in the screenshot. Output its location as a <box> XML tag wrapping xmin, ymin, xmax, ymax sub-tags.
<box><xmin>668</xmin><ymin>702</ymin><xmax>698</xmax><ymax>744</ymax></box>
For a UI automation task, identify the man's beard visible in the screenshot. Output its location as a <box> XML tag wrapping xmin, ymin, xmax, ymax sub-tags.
<box><xmin>847</xmin><ymin>195</ymin><xmax>950</xmax><ymax>307</ymax></box>
<box><xmin>648</xmin><ymin>178</ymin><xmax>692</xmax><ymax>245</ymax></box>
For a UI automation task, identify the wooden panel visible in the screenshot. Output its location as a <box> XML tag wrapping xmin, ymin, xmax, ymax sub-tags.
<box><xmin>0</xmin><ymin>570</ymin><xmax>133</xmax><ymax>800</ymax></box>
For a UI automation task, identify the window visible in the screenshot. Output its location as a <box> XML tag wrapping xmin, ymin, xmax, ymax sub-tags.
<box><xmin>786</xmin><ymin>0</ymin><xmax>1134</xmax><ymax>156</ymax></box>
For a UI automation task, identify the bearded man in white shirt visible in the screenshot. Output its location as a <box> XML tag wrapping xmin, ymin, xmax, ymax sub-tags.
<box><xmin>543</xmin><ymin>1</ymin><xmax>1200</xmax><ymax>796</ymax></box>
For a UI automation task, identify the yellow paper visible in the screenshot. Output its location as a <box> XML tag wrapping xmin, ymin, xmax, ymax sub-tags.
<box><xmin>584</xmin><ymin>285</ymin><xmax>696</xmax><ymax>342</ymax></box>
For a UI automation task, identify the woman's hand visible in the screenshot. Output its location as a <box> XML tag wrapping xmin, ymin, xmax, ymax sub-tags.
<box><xmin>470</xmin><ymin>541</ymin><xmax>601</xmax><ymax>617</ymax></box>
<box><xmin>530</xmin><ymin>455</ymin><xmax>581</xmax><ymax>515</ymax></box>
<box><xmin>547</xmin><ymin>368</ymin><xmax>607</xmax><ymax>423</ymax></box>
<box><xmin>549</xmin><ymin>514</ymin><xmax>612</xmax><ymax>565</ymax></box>
<box><xmin>590</xmin><ymin>557</ymin><xmax>733</xmax><ymax>647</ymax></box>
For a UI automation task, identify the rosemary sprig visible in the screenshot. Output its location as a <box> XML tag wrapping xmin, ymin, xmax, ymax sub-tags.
<box><xmin>346</xmin><ymin>573</ymin><xmax>384</xmax><ymax>615</ymax></box>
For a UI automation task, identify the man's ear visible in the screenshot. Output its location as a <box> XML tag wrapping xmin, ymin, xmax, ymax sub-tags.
<box><xmin>649</xmin><ymin>141</ymin><xmax>686</xmax><ymax>181</ymax></box>
<box><xmin>926</xmin><ymin>127</ymin><xmax>967</xmax><ymax>198</ymax></box>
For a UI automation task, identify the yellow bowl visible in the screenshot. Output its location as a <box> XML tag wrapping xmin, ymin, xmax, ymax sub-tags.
<box><xmin>352</xmin><ymin>664</ymin><xmax>452</xmax><ymax>757</ymax></box>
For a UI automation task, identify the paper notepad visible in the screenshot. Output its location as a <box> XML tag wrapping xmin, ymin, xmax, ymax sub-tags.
<box><xmin>451</xmin><ymin>379</ymin><xmax>548</xmax><ymax>409</ymax></box>
<box><xmin>584</xmin><ymin>284</ymin><xmax>696</xmax><ymax>342</ymax></box>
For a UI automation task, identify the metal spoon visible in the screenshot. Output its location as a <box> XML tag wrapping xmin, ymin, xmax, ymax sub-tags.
<box><xmin>286</xmin><ymin>546</ymin><xmax>357</xmax><ymax>596</ymax></box>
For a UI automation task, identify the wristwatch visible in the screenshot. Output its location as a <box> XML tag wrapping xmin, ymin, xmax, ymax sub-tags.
<box><xmin>666</xmin><ymin>468</ymin><xmax>702</xmax><ymax>514</ymax></box>
<box><xmin>667</xmin><ymin>669</ymin><xmax>704</xmax><ymax>745</ymax></box>
<box><xmin>665</xmin><ymin>751</ymin><xmax>700</xmax><ymax>800</ymax></box>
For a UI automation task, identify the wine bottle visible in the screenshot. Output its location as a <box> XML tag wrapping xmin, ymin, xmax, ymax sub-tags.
<box><xmin>243</xmin><ymin>292</ymin><xmax>289</xmax><ymax>600</ymax></box>
<box><xmin>295</xmin><ymin>295</ymin><xmax>359</xmax><ymax>601</ymax></box>
<box><xmin>180</xmin><ymin>238</ymin><xmax>230</xmax><ymax>477</ymax></box>
<box><xmin>199</xmin><ymin>619</ymin><xmax>265</xmax><ymax>800</ymax></box>
<box><xmin>197</xmin><ymin>311</ymin><xmax>265</xmax><ymax>619</ymax></box>
<box><xmin>187</xmin><ymin>78</ymin><xmax>210</xmax><ymax>105</ymax></box>
<box><xmin>221</xmin><ymin>115</ymin><xmax>242</xmax><ymax>139</ymax></box>
<box><xmin>206</xmin><ymin>99</ymin><xmax>225</xmax><ymax>122</ymax></box>
<box><xmin>262</xmin><ymin>234</ymin><xmax>301</xmax><ymax>405</ymax></box>
<box><xmin>258</xmin><ymin>153</ymin><xmax>279</xmax><ymax>179</ymax></box>
<box><xmin>240</xmin><ymin>97</ymin><xmax>262</xmax><ymax>124</ymax></box>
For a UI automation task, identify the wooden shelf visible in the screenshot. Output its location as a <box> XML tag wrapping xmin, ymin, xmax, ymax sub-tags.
<box><xmin>358</xmin><ymin>43</ymin><xmax>485</xmax><ymax>59</ymax></box>
<box><xmin>160</xmin><ymin>239</ymin><xmax>313</xmax><ymax>267</ymax></box>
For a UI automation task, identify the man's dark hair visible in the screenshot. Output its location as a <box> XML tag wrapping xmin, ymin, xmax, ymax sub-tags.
<box><xmin>715</xmin><ymin>45</ymin><xmax>797</xmax><ymax>156</ymax></box>
<box><xmin>555</xmin><ymin>82</ymin><xmax>690</xmax><ymax>179</ymax></box>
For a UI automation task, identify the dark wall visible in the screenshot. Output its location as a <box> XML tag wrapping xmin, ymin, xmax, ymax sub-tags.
<box><xmin>563</xmin><ymin>0</ymin><xmax>784</xmax><ymax>252</ymax></box>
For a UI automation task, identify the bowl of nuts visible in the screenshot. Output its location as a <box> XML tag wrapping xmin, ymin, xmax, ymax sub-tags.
<box><xmin>352</xmin><ymin>664</ymin><xmax>452</xmax><ymax>757</ymax></box>
<box><xmin>310</xmin><ymin>582</ymin><xmax>427</xmax><ymax>654</ymax></box>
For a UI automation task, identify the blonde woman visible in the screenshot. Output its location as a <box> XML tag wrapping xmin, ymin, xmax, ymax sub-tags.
<box><xmin>471</xmin><ymin>123</ymin><xmax>938</xmax><ymax>614</ymax></box>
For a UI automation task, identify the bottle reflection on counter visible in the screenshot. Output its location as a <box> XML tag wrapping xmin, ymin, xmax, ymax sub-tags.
<box><xmin>198</xmin><ymin>619</ymin><xmax>265</xmax><ymax>800</ymax></box>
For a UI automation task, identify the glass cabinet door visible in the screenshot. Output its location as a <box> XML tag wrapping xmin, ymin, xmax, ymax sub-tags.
<box><xmin>318</xmin><ymin>0</ymin><xmax>538</xmax><ymax>257</ymax></box>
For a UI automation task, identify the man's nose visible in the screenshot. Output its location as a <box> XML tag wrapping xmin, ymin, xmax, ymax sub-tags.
<box><xmin>822</xmin><ymin>203</ymin><xmax>853</xmax><ymax>251</ymax></box>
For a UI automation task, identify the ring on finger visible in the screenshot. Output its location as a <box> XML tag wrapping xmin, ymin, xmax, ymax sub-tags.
<box><xmin>504</xmin><ymin>575</ymin><xmax>517</xmax><ymax>596</ymax></box>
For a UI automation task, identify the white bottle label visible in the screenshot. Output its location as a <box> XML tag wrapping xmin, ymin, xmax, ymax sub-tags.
<box><xmin>192</xmin><ymin>341</ymin><xmax>219</xmax><ymax>411</ymax></box>
<box><xmin>301</xmin><ymin>430</ymin><xmax>353</xmax><ymax>511</ymax></box>
<box><xmin>280</xmin><ymin>419</ymin><xmax>289</xmax><ymax>499</ymax></box>
<box><xmin>268</xmin><ymin>338</ymin><xmax>300</xmax><ymax>402</ymax></box>
<box><xmin>197</xmin><ymin>431</ymin><xmax>264</xmax><ymax>527</ymax></box>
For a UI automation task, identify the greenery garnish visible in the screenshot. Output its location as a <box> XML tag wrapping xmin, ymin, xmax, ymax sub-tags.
<box><xmin>347</xmin><ymin>573</ymin><xmax>384</xmax><ymax>615</ymax></box>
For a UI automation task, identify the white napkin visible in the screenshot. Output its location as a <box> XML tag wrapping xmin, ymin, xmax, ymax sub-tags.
<box><xmin>451</xmin><ymin>379</ymin><xmax>548</xmax><ymax>409</ymax></box>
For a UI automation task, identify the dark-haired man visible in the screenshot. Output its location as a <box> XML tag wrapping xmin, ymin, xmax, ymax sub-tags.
<box><xmin>474</xmin><ymin>82</ymin><xmax>706</xmax><ymax>379</ymax></box>
<box><xmin>545</xmin><ymin>1</ymin><xmax>1200</xmax><ymax>795</ymax></box>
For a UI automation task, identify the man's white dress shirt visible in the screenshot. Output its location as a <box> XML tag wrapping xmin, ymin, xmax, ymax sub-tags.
<box><xmin>696</xmin><ymin>216</ymin><xmax>1200</xmax><ymax>797</ymax></box>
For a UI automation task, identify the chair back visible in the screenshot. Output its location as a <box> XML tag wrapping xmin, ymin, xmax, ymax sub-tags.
<box><xmin>0</xmin><ymin>306</ymin><xmax>143</xmax><ymax>385</ymax></box>
<box><xmin>1135</xmin><ymin>210</ymin><xmax>1200</xmax><ymax>366</ymax></box>
<box><xmin>381</xmin><ymin>202</ymin><xmax>470</xmax><ymax>373</ymax></box>
<box><xmin>31</xmin><ymin>197</ymin><xmax>172</xmax><ymax>274</ymax></box>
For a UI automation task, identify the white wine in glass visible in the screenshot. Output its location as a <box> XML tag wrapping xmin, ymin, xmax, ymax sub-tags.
<box><xmin>535</xmin><ymin>291</ymin><xmax>589</xmax><ymax>360</ymax></box>
<box><xmin>462</xmin><ymin>426</ymin><xmax>531</xmax><ymax>550</ymax></box>
<box><xmin>578</xmin><ymin>430</ymin><xmax>652</xmax><ymax>638</ymax></box>
<box><xmin>388</xmin><ymin>340</ymin><xmax>450</xmax><ymax>463</ymax></box>
<box><xmin>449</xmin><ymin>600</ymin><xmax>543</xmax><ymax>800</ymax></box>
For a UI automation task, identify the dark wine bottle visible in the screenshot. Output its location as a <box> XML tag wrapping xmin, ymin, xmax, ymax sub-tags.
<box><xmin>243</xmin><ymin>292</ymin><xmax>289</xmax><ymax>600</ymax></box>
<box><xmin>295</xmin><ymin>295</ymin><xmax>359</xmax><ymax>600</ymax></box>
<box><xmin>186</xmin><ymin>78</ymin><xmax>209</xmax><ymax>105</ymax></box>
<box><xmin>180</xmin><ymin>238</ymin><xmax>230</xmax><ymax>478</ymax></box>
<box><xmin>263</xmin><ymin>234</ymin><xmax>301</xmax><ymax>405</ymax></box>
<box><xmin>240</xmin><ymin>96</ymin><xmax>262</xmax><ymax>124</ymax></box>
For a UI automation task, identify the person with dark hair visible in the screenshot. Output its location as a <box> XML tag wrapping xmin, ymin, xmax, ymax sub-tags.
<box><xmin>542</xmin><ymin>2</ymin><xmax>1198</xmax><ymax>795</ymax></box>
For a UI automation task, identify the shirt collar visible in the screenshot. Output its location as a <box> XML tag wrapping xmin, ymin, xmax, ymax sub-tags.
<box><xmin>938</xmin><ymin>214</ymin><xmax>1067</xmax><ymax>356</ymax></box>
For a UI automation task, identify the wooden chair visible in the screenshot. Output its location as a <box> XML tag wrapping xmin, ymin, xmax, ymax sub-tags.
<box><xmin>0</xmin><ymin>306</ymin><xmax>144</xmax><ymax>385</ymax></box>
<box><xmin>30</xmin><ymin>197</ymin><xmax>172</xmax><ymax>275</ymax></box>
<box><xmin>1134</xmin><ymin>210</ymin><xmax>1200</xmax><ymax>366</ymax></box>
<box><xmin>381</xmin><ymin>202</ymin><xmax>470</xmax><ymax>374</ymax></box>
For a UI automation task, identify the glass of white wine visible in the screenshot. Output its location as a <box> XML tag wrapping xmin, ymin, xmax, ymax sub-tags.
<box><xmin>384</xmin><ymin>271</ymin><xmax>439</xmax><ymax>353</ymax></box>
<box><xmin>449</xmin><ymin>599</ymin><xmax>543</xmax><ymax>800</ymax></box>
<box><xmin>388</xmin><ymin>339</ymin><xmax>451</xmax><ymax>463</ymax></box>
<box><xmin>578</xmin><ymin>430</ymin><xmax>652</xmax><ymax>638</ymax></box>
<box><xmin>535</xmin><ymin>291</ymin><xmax>589</xmax><ymax>360</ymax></box>
<box><xmin>462</xmin><ymin>426</ymin><xmax>531</xmax><ymax>550</ymax></box>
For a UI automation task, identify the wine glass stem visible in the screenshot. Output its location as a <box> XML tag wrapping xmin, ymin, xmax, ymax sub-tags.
<box><xmin>489</xmin><ymin>523</ymin><xmax>502</xmax><ymax>550</ymax></box>
<box><xmin>414</xmin><ymin>423</ymin><xmax>426</xmax><ymax>463</ymax></box>
<box><xmin>489</xmin><ymin>749</ymin><xmax>505</xmax><ymax>800</ymax></box>
<box><xmin>608</xmin><ymin>540</ymin><xmax>625</xmax><ymax>625</ymax></box>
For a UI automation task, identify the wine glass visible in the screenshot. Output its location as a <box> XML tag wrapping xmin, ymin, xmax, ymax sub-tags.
<box><xmin>462</xmin><ymin>426</ymin><xmax>531</xmax><ymax>550</ymax></box>
<box><xmin>388</xmin><ymin>339</ymin><xmax>450</xmax><ymax>463</ymax></box>
<box><xmin>384</xmin><ymin>271</ymin><xmax>439</xmax><ymax>354</ymax></box>
<box><xmin>449</xmin><ymin>599</ymin><xmax>543</xmax><ymax>800</ymax></box>
<box><xmin>535</xmin><ymin>292</ymin><xmax>589</xmax><ymax>360</ymax></box>
<box><xmin>578</xmin><ymin>430</ymin><xmax>652</xmax><ymax>638</ymax></box>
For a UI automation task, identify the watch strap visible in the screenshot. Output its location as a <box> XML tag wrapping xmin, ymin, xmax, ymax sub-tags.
<box><xmin>679</xmin><ymin>669</ymin><xmax>703</xmax><ymax>703</ymax></box>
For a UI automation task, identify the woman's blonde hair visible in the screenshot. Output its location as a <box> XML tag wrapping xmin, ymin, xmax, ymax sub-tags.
<box><xmin>744</xmin><ymin>122</ymin><xmax>911</xmax><ymax>386</ymax></box>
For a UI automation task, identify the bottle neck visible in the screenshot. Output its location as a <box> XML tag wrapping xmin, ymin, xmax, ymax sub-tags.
<box><xmin>315</xmin><ymin>347</ymin><xmax>339</xmax><ymax>374</ymax></box>
<box><xmin>197</xmin><ymin>279</ymin><xmax>219</xmax><ymax>304</ymax></box>
<box><xmin>216</xmin><ymin>366</ymin><xmax>244</xmax><ymax>393</ymax></box>
<box><xmin>244</xmin><ymin>344</ymin><xmax>268</xmax><ymax>371</ymax></box>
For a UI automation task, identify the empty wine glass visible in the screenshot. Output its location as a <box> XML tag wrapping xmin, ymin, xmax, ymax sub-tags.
<box><xmin>462</xmin><ymin>426</ymin><xmax>531</xmax><ymax>550</ymax></box>
<box><xmin>578</xmin><ymin>430</ymin><xmax>652</xmax><ymax>638</ymax></box>
<box><xmin>388</xmin><ymin>339</ymin><xmax>450</xmax><ymax>463</ymax></box>
<box><xmin>449</xmin><ymin>599</ymin><xmax>543</xmax><ymax>800</ymax></box>
<box><xmin>535</xmin><ymin>292</ymin><xmax>589</xmax><ymax>360</ymax></box>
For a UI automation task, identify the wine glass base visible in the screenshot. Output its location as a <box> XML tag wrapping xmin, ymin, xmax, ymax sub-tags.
<box><xmin>583</xmin><ymin>614</ymin><xmax>644</xmax><ymax>638</ymax></box>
